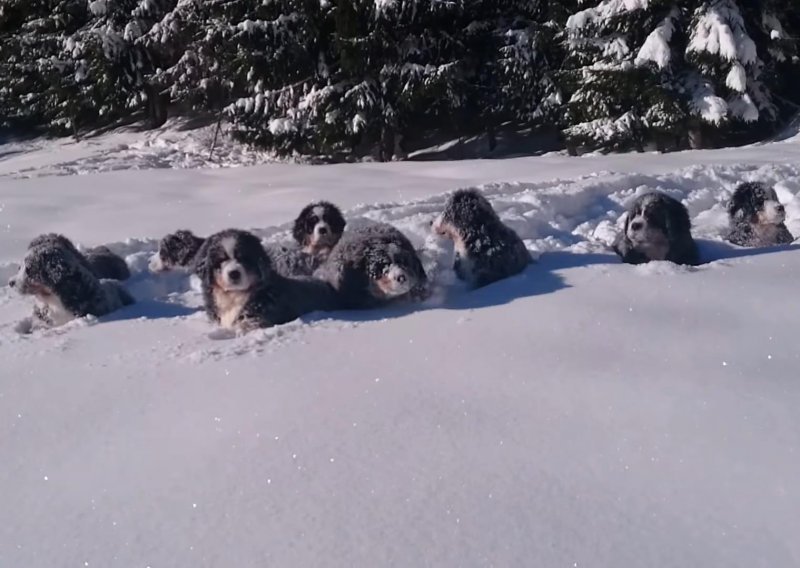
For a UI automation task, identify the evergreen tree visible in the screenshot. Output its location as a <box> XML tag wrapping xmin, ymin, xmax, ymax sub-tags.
<box><xmin>0</xmin><ymin>0</ymin><xmax>90</xmax><ymax>132</ymax></box>
<box><xmin>2</xmin><ymin>0</ymin><xmax>798</xmax><ymax>155</ymax></box>
<box><xmin>562</xmin><ymin>0</ymin><xmax>687</xmax><ymax>152</ymax></box>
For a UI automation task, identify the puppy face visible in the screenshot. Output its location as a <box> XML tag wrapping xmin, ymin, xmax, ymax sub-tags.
<box><xmin>365</xmin><ymin>243</ymin><xmax>418</xmax><ymax>298</ymax></box>
<box><xmin>625</xmin><ymin>195</ymin><xmax>671</xmax><ymax>260</ymax></box>
<box><xmin>211</xmin><ymin>235</ymin><xmax>264</xmax><ymax>292</ymax></box>
<box><xmin>293</xmin><ymin>202</ymin><xmax>346</xmax><ymax>255</ymax></box>
<box><xmin>194</xmin><ymin>230</ymin><xmax>272</xmax><ymax>328</ymax></box>
<box><xmin>195</xmin><ymin>231</ymin><xmax>269</xmax><ymax>292</ymax></box>
<box><xmin>9</xmin><ymin>244</ymin><xmax>85</xmax><ymax>323</ymax></box>
<box><xmin>150</xmin><ymin>230</ymin><xmax>205</xmax><ymax>272</ymax></box>
<box><xmin>730</xmin><ymin>182</ymin><xmax>786</xmax><ymax>226</ymax></box>
<box><xmin>11</xmin><ymin>246</ymin><xmax>70</xmax><ymax>297</ymax></box>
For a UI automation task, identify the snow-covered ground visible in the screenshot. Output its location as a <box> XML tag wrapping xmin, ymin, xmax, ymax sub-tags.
<box><xmin>1</xmin><ymin>131</ymin><xmax>799</xmax><ymax>566</ymax></box>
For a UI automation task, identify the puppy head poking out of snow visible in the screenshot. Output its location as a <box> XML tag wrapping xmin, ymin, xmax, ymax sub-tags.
<box><xmin>727</xmin><ymin>182</ymin><xmax>794</xmax><ymax>247</ymax></box>
<box><xmin>432</xmin><ymin>189</ymin><xmax>531</xmax><ymax>288</ymax></box>
<box><xmin>292</xmin><ymin>201</ymin><xmax>346</xmax><ymax>257</ymax></box>
<box><xmin>9</xmin><ymin>236</ymin><xmax>133</xmax><ymax>328</ymax></box>
<box><xmin>150</xmin><ymin>230</ymin><xmax>206</xmax><ymax>272</ymax></box>
<box><xmin>365</xmin><ymin>242</ymin><xmax>417</xmax><ymax>299</ymax></box>
<box><xmin>624</xmin><ymin>194</ymin><xmax>673</xmax><ymax>260</ymax></box>
<box><xmin>613</xmin><ymin>192</ymin><xmax>699</xmax><ymax>266</ymax></box>
<box><xmin>193</xmin><ymin>229</ymin><xmax>272</xmax><ymax>326</ymax></box>
<box><xmin>432</xmin><ymin>189</ymin><xmax>500</xmax><ymax>241</ymax></box>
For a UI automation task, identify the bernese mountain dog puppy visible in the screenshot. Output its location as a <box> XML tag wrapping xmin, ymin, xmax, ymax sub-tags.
<box><xmin>314</xmin><ymin>222</ymin><xmax>428</xmax><ymax>309</ymax></box>
<box><xmin>613</xmin><ymin>192</ymin><xmax>700</xmax><ymax>266</ymax></box>
<box><xmin>149</xmin><ymin>230</ymin><xmax>206</xmax><ymax>272</ymax></box>
<box><xmin>29</xmin><ymin>233</ymin><xmax>130</xmax><ymax>280</ymax></box>
<box><xmin>193</xmin><ymin>229</ymin><xmax>341</xmax><ymax>332</ymax></box>
<box><xmin>727</xmin><ymin>182</ymin><xmax>794</xmax><ymax>247</ymax></box>
<box><xmin>432</xmin><ymin>189</ymin><xmax>531</xmax><ymax>288</ymax></box>
<box><xmin>292</xmin><ymin>201</ymin><xmax>346</xmax><ymax>258</ymax></box>
<box><xmin>9</xmin><ymin>235</ymin><xmax>134</xmax><ymax>328</ymax></box>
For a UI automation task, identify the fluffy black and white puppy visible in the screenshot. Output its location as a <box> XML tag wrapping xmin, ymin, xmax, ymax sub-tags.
<box><xmin>726</xmin><ymin>182</ymin><xmax>794</xmax><ymax>247</ymax></box>
<box><xmin>432</xmin><ymin>189</ymin><xmax>531</xmax><ymax>288</ymax></box>
<box><xmin>612</xmin><ymin>192</ymin><xmax>700</xmax><ymax>266</ymax></box>
<box><xmin>9</xmin><ymin>237</ymin><xmax>134</xmax><ymax>328</ymax></box>
<box><xmin>314</xmin><ymin>222</ymin><xmax>428</xmax><ymax>309</ymax></box>
<box><xmin>29</xmin><ymin>233</ymin><xmax>130</xmax><ymax>280</ymax></box>
<box><xmin>292</xmin><ymin>201</ymin><xmax>346</xmax><ymax>258</ymax></box>
<box><xmin>149</xmin><ymin>230</ymin><xmax>206</xmax><ymax>272</ymax></box>
<box><xmin>194</xmin><ymin>229</ymin><xmax>341</xmax><ymax>332</ymax></box>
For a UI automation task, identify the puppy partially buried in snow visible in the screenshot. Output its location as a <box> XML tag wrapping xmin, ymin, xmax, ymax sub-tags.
<box><xmin>150</xmin><ymin>229</ymin><xmax>206</xmax><ymax>272</ymax></box>
<box><xmin>292</xmin><ymin>201</ymin><xmax>346</xmax><ymax>258</ymax></box>
<box><xmin>194</xmin><ymin>229</ymin><xmax>340</xmax><ymax>333</ymax></box>
<box><xmin>314</xmin><ymin>222</ymin><xmax>428</xmax><ymax>309</ymax></box>
<box><xmin>727</xmin><ymin>182</ymin><xmax>794</xmax><ymax>247</ymax></box>
<box><xmin>9</xmin><ymin>235</ymin><xmax>134</xmax><ymax>330</ymax></box>
<box><xmin>29</xmin><ymin>233</ymin><xmax>130</xmax><ymax>280</ymax></box>
<box><xmin>432</xmin><ymin>189</ymin><xmax>531</xmax><ymax>288</ymax></box>
<box><xmin>613</xmin><ymin>192</ymin><xmax>699</xmax><ymax>266</ymax></box>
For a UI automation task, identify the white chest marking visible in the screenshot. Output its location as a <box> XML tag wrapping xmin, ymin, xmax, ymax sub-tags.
<box><xmin>214</xmin><ymin>288</ymin><xmax>250</xmax><ymax>329</ymax></box>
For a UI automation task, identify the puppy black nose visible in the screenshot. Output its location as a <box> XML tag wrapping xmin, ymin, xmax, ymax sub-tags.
<box><xmin>8</xmin><ymin>278</ymin><xmax>15</xmax><ymax>288</ymax></box>
<box><xmin>630</xmin><ymin>221</ymin><xmax>644</xmax><ymax>231</ymax></box>
<box><xmin>228</xmin><ymin>269</ymin><xmax>241</xmax><ymax>282</ymax></box>
<box><xmin>318</xmin><ymin>226</ymin><xmax>328</xmax><ymax>235</ymax></box>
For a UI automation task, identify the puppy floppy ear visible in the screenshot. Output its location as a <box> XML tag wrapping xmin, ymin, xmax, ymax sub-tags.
<box><xmin>255</xmin><ymin>245</ymin><xmax>272</xmax><ymax>281</ymax></box>
<box><xmin>292</xmin><ymin>207</ymin><xmax>311</xmax><ymax>246</ymax></box>
<box><xmin>663</xmin><ymin>198</ymin><xmax>692</xmax><ymax>242</ymax></box>
<box><xmin>192</xmin><ymin>238</ymin><xmax>214</xmax><ymax>286</ymax></box>
<box><xmin>329</xmin><ymin>206</ymin><xmax>346</xmax><ymax>235</ymax></box>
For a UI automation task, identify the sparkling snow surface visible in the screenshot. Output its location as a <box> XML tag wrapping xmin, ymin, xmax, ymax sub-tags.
<box><xmin>1</xmin><ymin>131</ymin><xmax>799</xmax><ymax>566</ymax></box>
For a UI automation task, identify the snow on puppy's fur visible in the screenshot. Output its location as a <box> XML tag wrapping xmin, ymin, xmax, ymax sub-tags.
<box><xmin>726</xmin><ymin>182</ymin><xmax>794</xmax><ymax>247</ymax></box>
<box><xmin>8</xmin><ymin>235</ymin><xmax>134</xmax><ymax>329</ymax></box>
<box><xmin>613</xmin><ymin>192</ymin><xmax>700</xmax><ymax>266</ymax></box>
<box><xmin>432</xmin><ymin>189</ymin><xmax>531</xmax><ymax>288</ymax></box>
<box><xmin>194</xmin><ymin>229</ymin><xmax>340</xmax><ymax>332</ymax></box>
<box><xmin>314</xmin><ymin>222</ymin><xmax>428</xmax><ymax>309</ymax></box>
<box><xmin>150</xmin><ymin>230</ymin><xmax>206</xmax><ymax>272</ymax></box>
<box><xmin>29</xmin><ymin>233</ymin><xmax>130</xmax><ymax>280</ymax></box>
<box><xmin>292</xmin><ymin>201</ymin><xmax>346</xmax><ymax>258</ymax></box>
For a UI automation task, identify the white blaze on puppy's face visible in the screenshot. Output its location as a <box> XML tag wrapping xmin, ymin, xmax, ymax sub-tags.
<box><xmin>309</xmin><ymin>206</ymin><xmax>335</xmax><ymax>249</ymax></box>
<box><xmin>626</xmin><ymin>206</ymin><xmax>669</xmax><ymax>260</ymax></box>
<box><xmin>216</xmin><ymin>236</ymin><xmax>256</xmax><ymax>292</ymax></box>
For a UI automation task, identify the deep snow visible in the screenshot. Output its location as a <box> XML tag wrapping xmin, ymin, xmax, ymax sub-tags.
<box><xmin>1</xmin><ymin>131</ymin><xmax>799</xmax><ymax>567</ymax></box>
